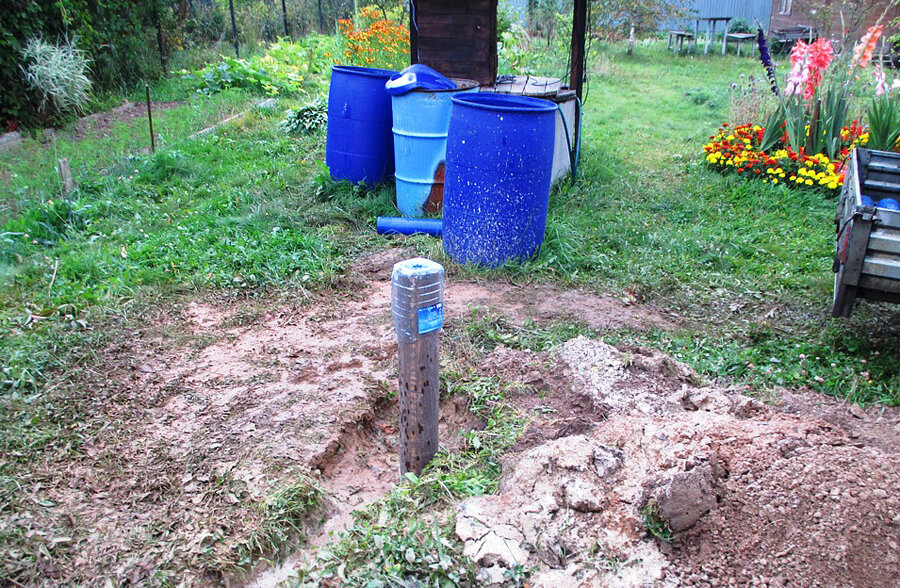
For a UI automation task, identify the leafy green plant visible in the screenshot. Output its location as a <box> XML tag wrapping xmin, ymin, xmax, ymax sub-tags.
<box><xmin>641</xmin><ymin>500</ymin><xmax>674</xmax><ymax>542</ymax></box>
<box><xmin>811</xmin><ymin>74</ymin><xmax>852</xmax><ymax>159</ymax></box>
<box><xmin>20</xmin><ymin>37</ymin><xmax>92</xmax><ymax>115</ymax></box>
<box><xmin>184</xmin><ymin>37</ymin><xmax>337</xmax><ymax>97</ymax></box>
<box><xmin>865</xmin><ymin>92</ymin><xmax>900</xmax><ymax>151</ymax></box>
<box><xmin>759</xmin><ymin>105</ymin><xmax>786</xmax><ymax>152</ymax></box>
<box><xmin>728</xmin><ymin>18</ymin><xmax>753</xmax><ymax>34</ymax></box>
<box><xmin>277</xmin><ymin>97</ymin><xmax>327</xmax><ymax>134</ymax></box>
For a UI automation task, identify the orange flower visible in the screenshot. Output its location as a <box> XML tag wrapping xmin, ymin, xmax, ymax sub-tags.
<box><xmin>851</xmin><ymin>24</ymin><xmax>884</xmax><ymax>70</ymax></box>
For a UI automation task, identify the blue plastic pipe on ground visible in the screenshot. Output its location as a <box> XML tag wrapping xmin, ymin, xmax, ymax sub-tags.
<box><xmin>376</xmin><ymin>216</ymin><xmax>443</xmax><ymax>237</ymax></box>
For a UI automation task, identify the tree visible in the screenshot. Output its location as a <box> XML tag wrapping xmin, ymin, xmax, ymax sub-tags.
<box><xmin>593</xmin><ymin>0</ymin><xmax>689</xmax><ymax>55</ymax></box>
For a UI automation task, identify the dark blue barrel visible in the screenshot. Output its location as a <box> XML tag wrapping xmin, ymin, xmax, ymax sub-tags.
<box><xmin>442</xmin><ymin>94</ymin><xmax>557</xmax><ymax>266</ymax></box>
<box><xmin>326</xmin><ymin>65</ymin><xmax>397</xmax><ymax>183</ymax></box>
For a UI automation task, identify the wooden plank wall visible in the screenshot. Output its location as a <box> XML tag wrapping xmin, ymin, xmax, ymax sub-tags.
<box><xmin>411</xmin><ymin>0</ymin><xmax>498</xmax><ymax>85</ymax></box>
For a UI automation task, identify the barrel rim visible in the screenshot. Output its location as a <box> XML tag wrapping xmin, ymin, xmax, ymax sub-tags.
<box><xmin>450</xmin><ymin>93</ymin><xmax>557</xmax><ymax>113</ymax></box>
<box><xmin>405</xmin><ymin>78</ymin><xmax>480</xmax><ymax>94</ymax></box>
<box><xmin>331</xmin><ymin>65</ymin><xmax>398</xmax><ymax>79</ymax></box>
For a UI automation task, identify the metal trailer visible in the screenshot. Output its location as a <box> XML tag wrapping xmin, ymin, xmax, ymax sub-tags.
<box><xmin>833</xmin><ymin>148</ymin><xmax>900</xmax><ymax>317</ymax></box>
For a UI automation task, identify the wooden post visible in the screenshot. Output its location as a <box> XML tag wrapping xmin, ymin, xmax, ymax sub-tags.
<box><xmin>145</xmin><ymin>84</ymin><xmax>156</xmax><ymax>153</ymax></box>
<box><xmin>409</xmin><ymin>0</ymin><xmax>418</xmax><ymax>64</ymax></box>
<box><xmin>722</xmin><ymin>19</ymin><xmax>729</xmax><ymax>55</ymax></box>
<box><xmin>229</xmin><ymin>0</ymin><xmax>240</xmax><ymax>58</ymax></box>
<box><xmin>705</xmin><ymin>20</ymin><xmax>712</xmax><ymax>54</ymax></box>
<box><xmin>568</xmin><ymin>0</ymin><xmax>587</xmax><ymax>100</ymax></box>
<box><xmin>153</xmin><ymin>5</ymin><xmax>168</xmax><ymax>74</ymax></box>
<box><xmin>391</xmin><ymin>258</ymin><xmax>444</xmax><ymax>476</ymax></box>
<box><xmin>57</xmin><ymin>158</ymin><xmax>74</xmax><ymax>197</ymax></box>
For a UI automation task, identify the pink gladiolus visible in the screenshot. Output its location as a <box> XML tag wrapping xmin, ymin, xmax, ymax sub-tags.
<box><xmin>808</xmin><ymin>39</ymin><xmax>834</xmax><ymax>70</ymax></box>
<box><xmin>875</xmin><ymin>64</ymin><xmax>888</xmax><ymax>96</ymax></box>
<box><xmin>787</xmin><ymin>38</ymin><xmax>834</xmax><ymax>101</ymax></box>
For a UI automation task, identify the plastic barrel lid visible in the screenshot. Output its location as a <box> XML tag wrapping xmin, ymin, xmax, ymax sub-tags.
<box><xmin>877</xmin><ymin>198</ymin><xmax>900</xmax><ymax>211</ymax></box>
<box><xmin>385</xmin><ymin>64</ymin><xmax>456</xmax><ymax>95</ymax></box>
<box><xmin>861</xmin><ymin>195</ymin><xmax>876</xmax><ymax>207</ymax></box>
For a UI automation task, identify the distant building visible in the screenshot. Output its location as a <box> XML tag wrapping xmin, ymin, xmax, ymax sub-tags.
<box><xmin>663</xmin><ymin>0</ymin><xmax>774</xmax><ymax>31</ymax></box>
<box><xmin>768</xmin><ymin>0</ymin><xmax>898</xmax><ymax>43</ymax></box>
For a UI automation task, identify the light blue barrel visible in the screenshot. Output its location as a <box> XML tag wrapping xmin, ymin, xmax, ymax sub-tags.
<box><xmin>391</xmin><ymin>79</ymin><xmax>478</xmax><ymax>217</ymax></box>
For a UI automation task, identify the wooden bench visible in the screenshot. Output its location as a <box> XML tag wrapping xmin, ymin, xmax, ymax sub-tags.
<box><xmin>770</xmin><ymin>26</ymin><xmax>817</xmax><ymax>51</ymax></box>
<box><xmin>725</xmin><ymin>32</ymin><xmax>756</xmax><ymax>57</ymax></box>
<box><xmin>668</xmin><ymin>30</ymin><xmax>695</xmax><ymax>52</ymax></box>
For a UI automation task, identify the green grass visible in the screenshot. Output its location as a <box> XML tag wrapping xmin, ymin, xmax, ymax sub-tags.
<box><xmin>3</xmin><ymin>40</ymin><xmax>898</xmax><ymax>408</ymax></box>
<box><xmin>227</xmin><ymin>477</ymin><xmax>324</xmax><ymax>570</ymax></box>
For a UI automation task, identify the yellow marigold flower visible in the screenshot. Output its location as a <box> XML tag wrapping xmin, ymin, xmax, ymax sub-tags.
<box><xmin>806</xmin><ymin>179</ymin><xmax>814</xmax><ymax>185</ymax></box>
<box><xmin>773</xmin><ymin>178</ymin><xmax>779</xmax><ymax>184</ymax></box>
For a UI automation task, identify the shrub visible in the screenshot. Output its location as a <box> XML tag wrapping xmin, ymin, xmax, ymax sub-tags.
<box><xmin>729</xmin><ymin>18</ymin><xmax>753</xmax><ymax>34</ymax></box>
<box><xmin>20</xmin><ymin>37</ymin><xmax>92</xmax><ymax>116</ymax></box>
<box><xmin>183</xmin><ymin>36</ymin><xmax>338</xmax><ymax>96</ymax></box>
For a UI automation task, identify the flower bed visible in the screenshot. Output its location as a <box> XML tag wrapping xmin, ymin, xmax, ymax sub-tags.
<box><xmin>704</xmin><ymin>22</ymin><xmax>900</xmax><ymax>194</ymax></box>
<box><xmin>703</xmin><ymin>122</ymin><xmax>867</xmax><ymax>191</ymax></box>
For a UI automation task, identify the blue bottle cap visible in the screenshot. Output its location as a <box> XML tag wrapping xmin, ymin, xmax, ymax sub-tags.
<box><xmin>877</xmin><ymin>198</ymin><xmax>900</xmax><ymax>211</ymax></box>
<box><xmin>860</xmin><ymin>195</ymin><xmax>876</xmax><ymax>207</ymax></box>
<box><xmin>385</xmin><ymin>64</ymin><xmax>456</xmax><ymax>95</ymax></box>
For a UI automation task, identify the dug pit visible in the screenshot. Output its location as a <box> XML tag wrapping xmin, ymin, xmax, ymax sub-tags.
<box><xmin>3</xmin><ymin>249</ymin><xmax>676</xmax><ymax>586</ymax></box>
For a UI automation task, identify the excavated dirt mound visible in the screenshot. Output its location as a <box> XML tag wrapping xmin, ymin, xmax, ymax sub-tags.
<box><xmin>457</xmin><ymin>337</ymin><xmax>900</xmax><ymax>587</ymax></box>
<box><xmin>3</xmin><ymin>249</ymin><xmax>673</xmax><ymax>586</ymax></box>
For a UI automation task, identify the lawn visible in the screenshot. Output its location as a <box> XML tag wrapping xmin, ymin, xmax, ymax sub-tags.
<box><xmin>1</xmin><ymin>38</ymin><xmax>899</xmax><ymax>584</ymax></box>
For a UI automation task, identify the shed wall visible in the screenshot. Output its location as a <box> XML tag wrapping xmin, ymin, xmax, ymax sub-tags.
<box><xmin>663</xmin><ymin>0</ymin><xmax>773</xmax><ymax>30</ymax></box>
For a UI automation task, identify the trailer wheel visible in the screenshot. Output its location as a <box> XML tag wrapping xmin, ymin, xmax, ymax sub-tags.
<box><xmin>832</xmin><ymin>265</ymin><xmax>857</xmax><ymax>318</ymax></box>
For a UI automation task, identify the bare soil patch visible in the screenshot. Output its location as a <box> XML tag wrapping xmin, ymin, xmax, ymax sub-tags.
<box><xmin>7</xmin><ymin>248</ymin><xmax>896</xmax><ymax>586</ymax></box>
<box><xmin>72</xmin><ymin>100</ymin><xmax>183</xmax><ymax>140</ymax></box>
<box><xmin>3</xmin><ymin>249</ymin><xmax>669</xmax><ymax>586</ymax></box>
<box><xmin>456</xmin><ymin>338</ymin><xmax>900</xmax><ymax>586</ymax></box>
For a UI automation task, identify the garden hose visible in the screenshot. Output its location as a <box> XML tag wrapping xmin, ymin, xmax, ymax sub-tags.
<box><xmin>557</xmin><ymin>96</ymin><xmax>583</xmax><ymax>185</ymax></box>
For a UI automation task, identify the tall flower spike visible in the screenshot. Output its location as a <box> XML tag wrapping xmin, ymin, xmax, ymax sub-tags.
<box><xmin>757</xmin><ymin>28</ymin><xmax>779</xmax><ymax>96</ymax></box>
<box><xmin>875</xmin><ymin>64</ymin><xmax>888</xmax><ymax>96</ymax></box>
<box><xmin>851</xmin><ymin>24</ymin><xmax>884</xmax><ymax>70</ymax></box>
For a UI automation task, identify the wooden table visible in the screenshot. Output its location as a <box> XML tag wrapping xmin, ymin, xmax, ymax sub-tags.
<box><xmin>694</xmin><ymin>17</ymin><xmax>732</xmax><ymax>55</ymax></box>
<box><xmin>668</xmin><ymin>30</ymin><xmax>695</xmax><ymax>52</ymax></box>
<box><xmin>726</xmin><ymin>32</ymin><xmax>756</xmax><ymax>57</ymax></box>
